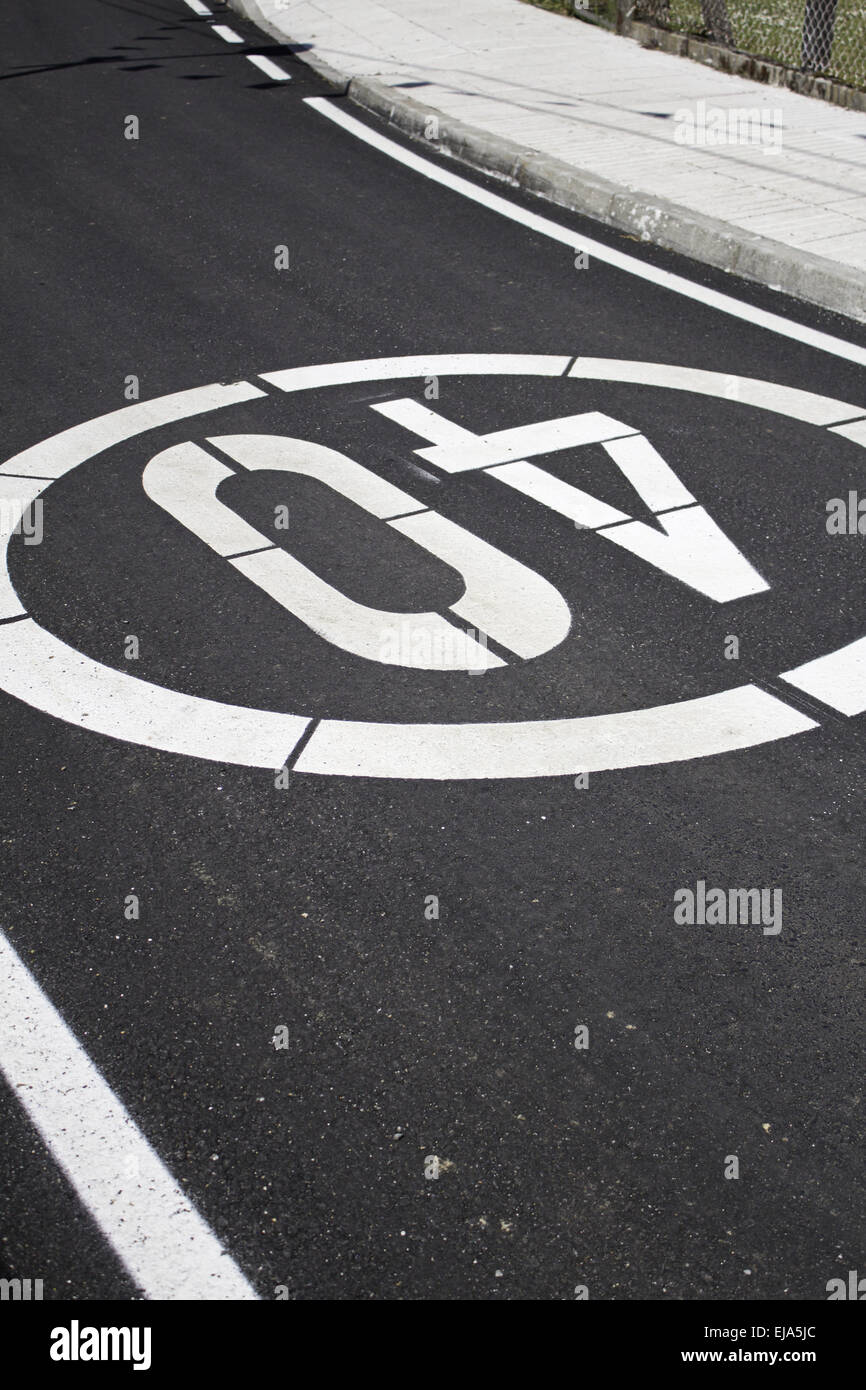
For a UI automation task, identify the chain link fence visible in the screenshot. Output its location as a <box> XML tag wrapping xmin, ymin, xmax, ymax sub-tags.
<box><xmin>581</xmin><ymin>0</ymin><xmax>866</xmax><ymax>89</ymax></box>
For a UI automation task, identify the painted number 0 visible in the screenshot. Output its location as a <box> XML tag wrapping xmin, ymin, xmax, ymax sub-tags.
<box><xmin>142</xmin><ymin>433</ymin><xmax>570</xmax><ymax>670</ymax></box>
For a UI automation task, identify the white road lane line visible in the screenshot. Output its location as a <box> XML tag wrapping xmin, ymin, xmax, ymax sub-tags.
<box><xmin>0</xmin><ymin>933</ymin><xmax>258</xmax><ymax>1300</ymax></box>
<box><xmin>211</xmin><ymin>24</ymin><xmax>244</xmax><ymax>43</ymax></box>
<box><xmin>304</xmin><ymin>97</ymin><xmax>866</xmax><ymax>369</ymax></box>
<box><xmin>246</xmin><ymin>54</ymin><xmax>292</xmax><ymax>81</ymax></box>
<box><xmin>182</xmin><ymin>0</ymin><xmax>212</xmax><ymax>13</ymax></box>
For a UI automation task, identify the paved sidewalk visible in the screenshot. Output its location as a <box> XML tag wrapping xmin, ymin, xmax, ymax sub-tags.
<box><xmin>231</xmin><ymin>0</ymin><xmax>866</xmax><ymax>322</ymax></box>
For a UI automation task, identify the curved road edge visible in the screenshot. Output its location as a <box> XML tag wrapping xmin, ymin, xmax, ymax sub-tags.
<box><xmin>227</xmin><ymin>0</ymin><xmax>866</xmax><ymax>326</ymax></box>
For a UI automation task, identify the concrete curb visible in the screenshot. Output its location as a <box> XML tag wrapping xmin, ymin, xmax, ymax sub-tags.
<box><xmin>228</xmin><ymin>0</ymin><xmax>866</xmax><ymax>325</ymax></box>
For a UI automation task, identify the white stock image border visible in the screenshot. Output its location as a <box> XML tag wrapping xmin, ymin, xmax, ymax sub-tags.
<box><xmin>1</xmin><ymin>352</ymin><xmax>865</xmax><ymax>780</ymax></box>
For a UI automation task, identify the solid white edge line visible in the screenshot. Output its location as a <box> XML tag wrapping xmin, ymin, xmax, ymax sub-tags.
<box><xmin>246</xmin><ymin>54</ymin><xmax>292</xmax><ymax>81</ymax></box>
<box><xmin>303</xmin><ymin>97</ymin><xmax>866</xmax><ymax>369</ymax></box>
<box><xmin>0</xmin><ymin>932</ymin><xmax>258</xmax><ymax>1300</ymax></box>
<box><xmin>211</xmin><ymin>23</ymin><xmax>244</xmax><ymax>43</ymax></box>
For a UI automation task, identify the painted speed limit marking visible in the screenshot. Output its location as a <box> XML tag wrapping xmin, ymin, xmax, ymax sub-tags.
<box><xmin>1</xmin><ymin>353</ymin><xmax>865</xmax><ymax>778</ymax></box>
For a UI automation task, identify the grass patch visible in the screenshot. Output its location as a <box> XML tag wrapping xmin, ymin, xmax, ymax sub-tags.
<box><xmin>520</xmin><ymin>0</ymin><xmax>866</xmax><ymax>87</ymax></box>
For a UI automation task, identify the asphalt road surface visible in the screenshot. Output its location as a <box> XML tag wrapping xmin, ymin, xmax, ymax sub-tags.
<box><xmin>1</xmin><ymin>0</ymin><xmax>865</xmax><ymax>1304</ymax></box>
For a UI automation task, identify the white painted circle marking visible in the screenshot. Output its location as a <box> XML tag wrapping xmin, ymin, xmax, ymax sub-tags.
<box><xmin>1</xmin><ymin>354</ymin><xmax>864</xmax><ymax>778</ymax></box>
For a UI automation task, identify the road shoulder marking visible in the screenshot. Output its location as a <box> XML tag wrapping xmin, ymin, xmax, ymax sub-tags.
<box><xmin>304</xmin><ymin>97</ymin><xmax>866</xmax><ymax>370</ymax></box>
<box><xmin>0</xmin><ymin>933</ymin><xmax>258</xmax><ymax>1300</ymax></box>
<box><xmin>211</xmin><ymin>23</ymin><xmax>244</xmax><ymax>43</ymax></box>
<box><xmin>246</xmin><ymin>54</ymin><xmax>292</xmax><ymax>81</ymax></box>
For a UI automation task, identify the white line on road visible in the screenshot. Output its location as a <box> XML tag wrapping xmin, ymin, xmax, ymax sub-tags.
<box><xmin>182</xmin><ymin>0</ymin><xmax>211</xmax><ymax>12</ymax></box>
<box><xmin>782</xmin><ymin>638</ymin><xmax>866</xmax><ymax>714</ymax></box>
<box><xmin>211</xmin><ymin>24</ymin><xmax>244</xmax><ymax>43</ymax></box>
<box><xmin>0</xmin><ymin>932</ymin><xmax>258</xmax><ymax>1300</ymax></box>
<box><xmin>246</xmin><ymin>54</ymin><xmax>292</xmax><ymax>81</ymax></box>
<box><xmin>0</xmin><ymin>381</ymin><xmax>265</xmax><ymax>479</ymax></box>
<box><xmin>830</xmin><ymin>418</ymin><xmax>866</xmax><ymax>444</ymax></box>
<box><xmin>373</xmin><ymin>398</ymin><xmax>636</xmax><ymax>472</ymax></box>
<box><xmin>0</xmin><ymin>477</ymin><xmax>50</xmax><ymax>619</ymax></box>
<box><xmin>305</xmin><ymin>97</ymin><xmax>866</xmax><ymax>370</ymax></box>
<box><xmin>295</xmin><ymin>685</ymin><xmax>817</xmax><ymax>779</ymax></box>
<box><xmin>570</xmin><ymin>358</ymin><xmax>863</xmax><ymax>423</ymax></box>
<box><xmin>261</xmin><ymin>353</ymin><xmax>571</xmax><ymax>392</ymax></box>
<box><xmin>0</xmin><ymin>620</ymin><xmax>311</xmax><ymax>766</ymax></box>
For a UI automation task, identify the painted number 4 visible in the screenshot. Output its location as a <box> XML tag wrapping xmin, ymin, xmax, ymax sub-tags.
<box><xmin>375</xmin><ymin>398</ymin><xmax>768</xmax><ymax>604</ymax></box>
